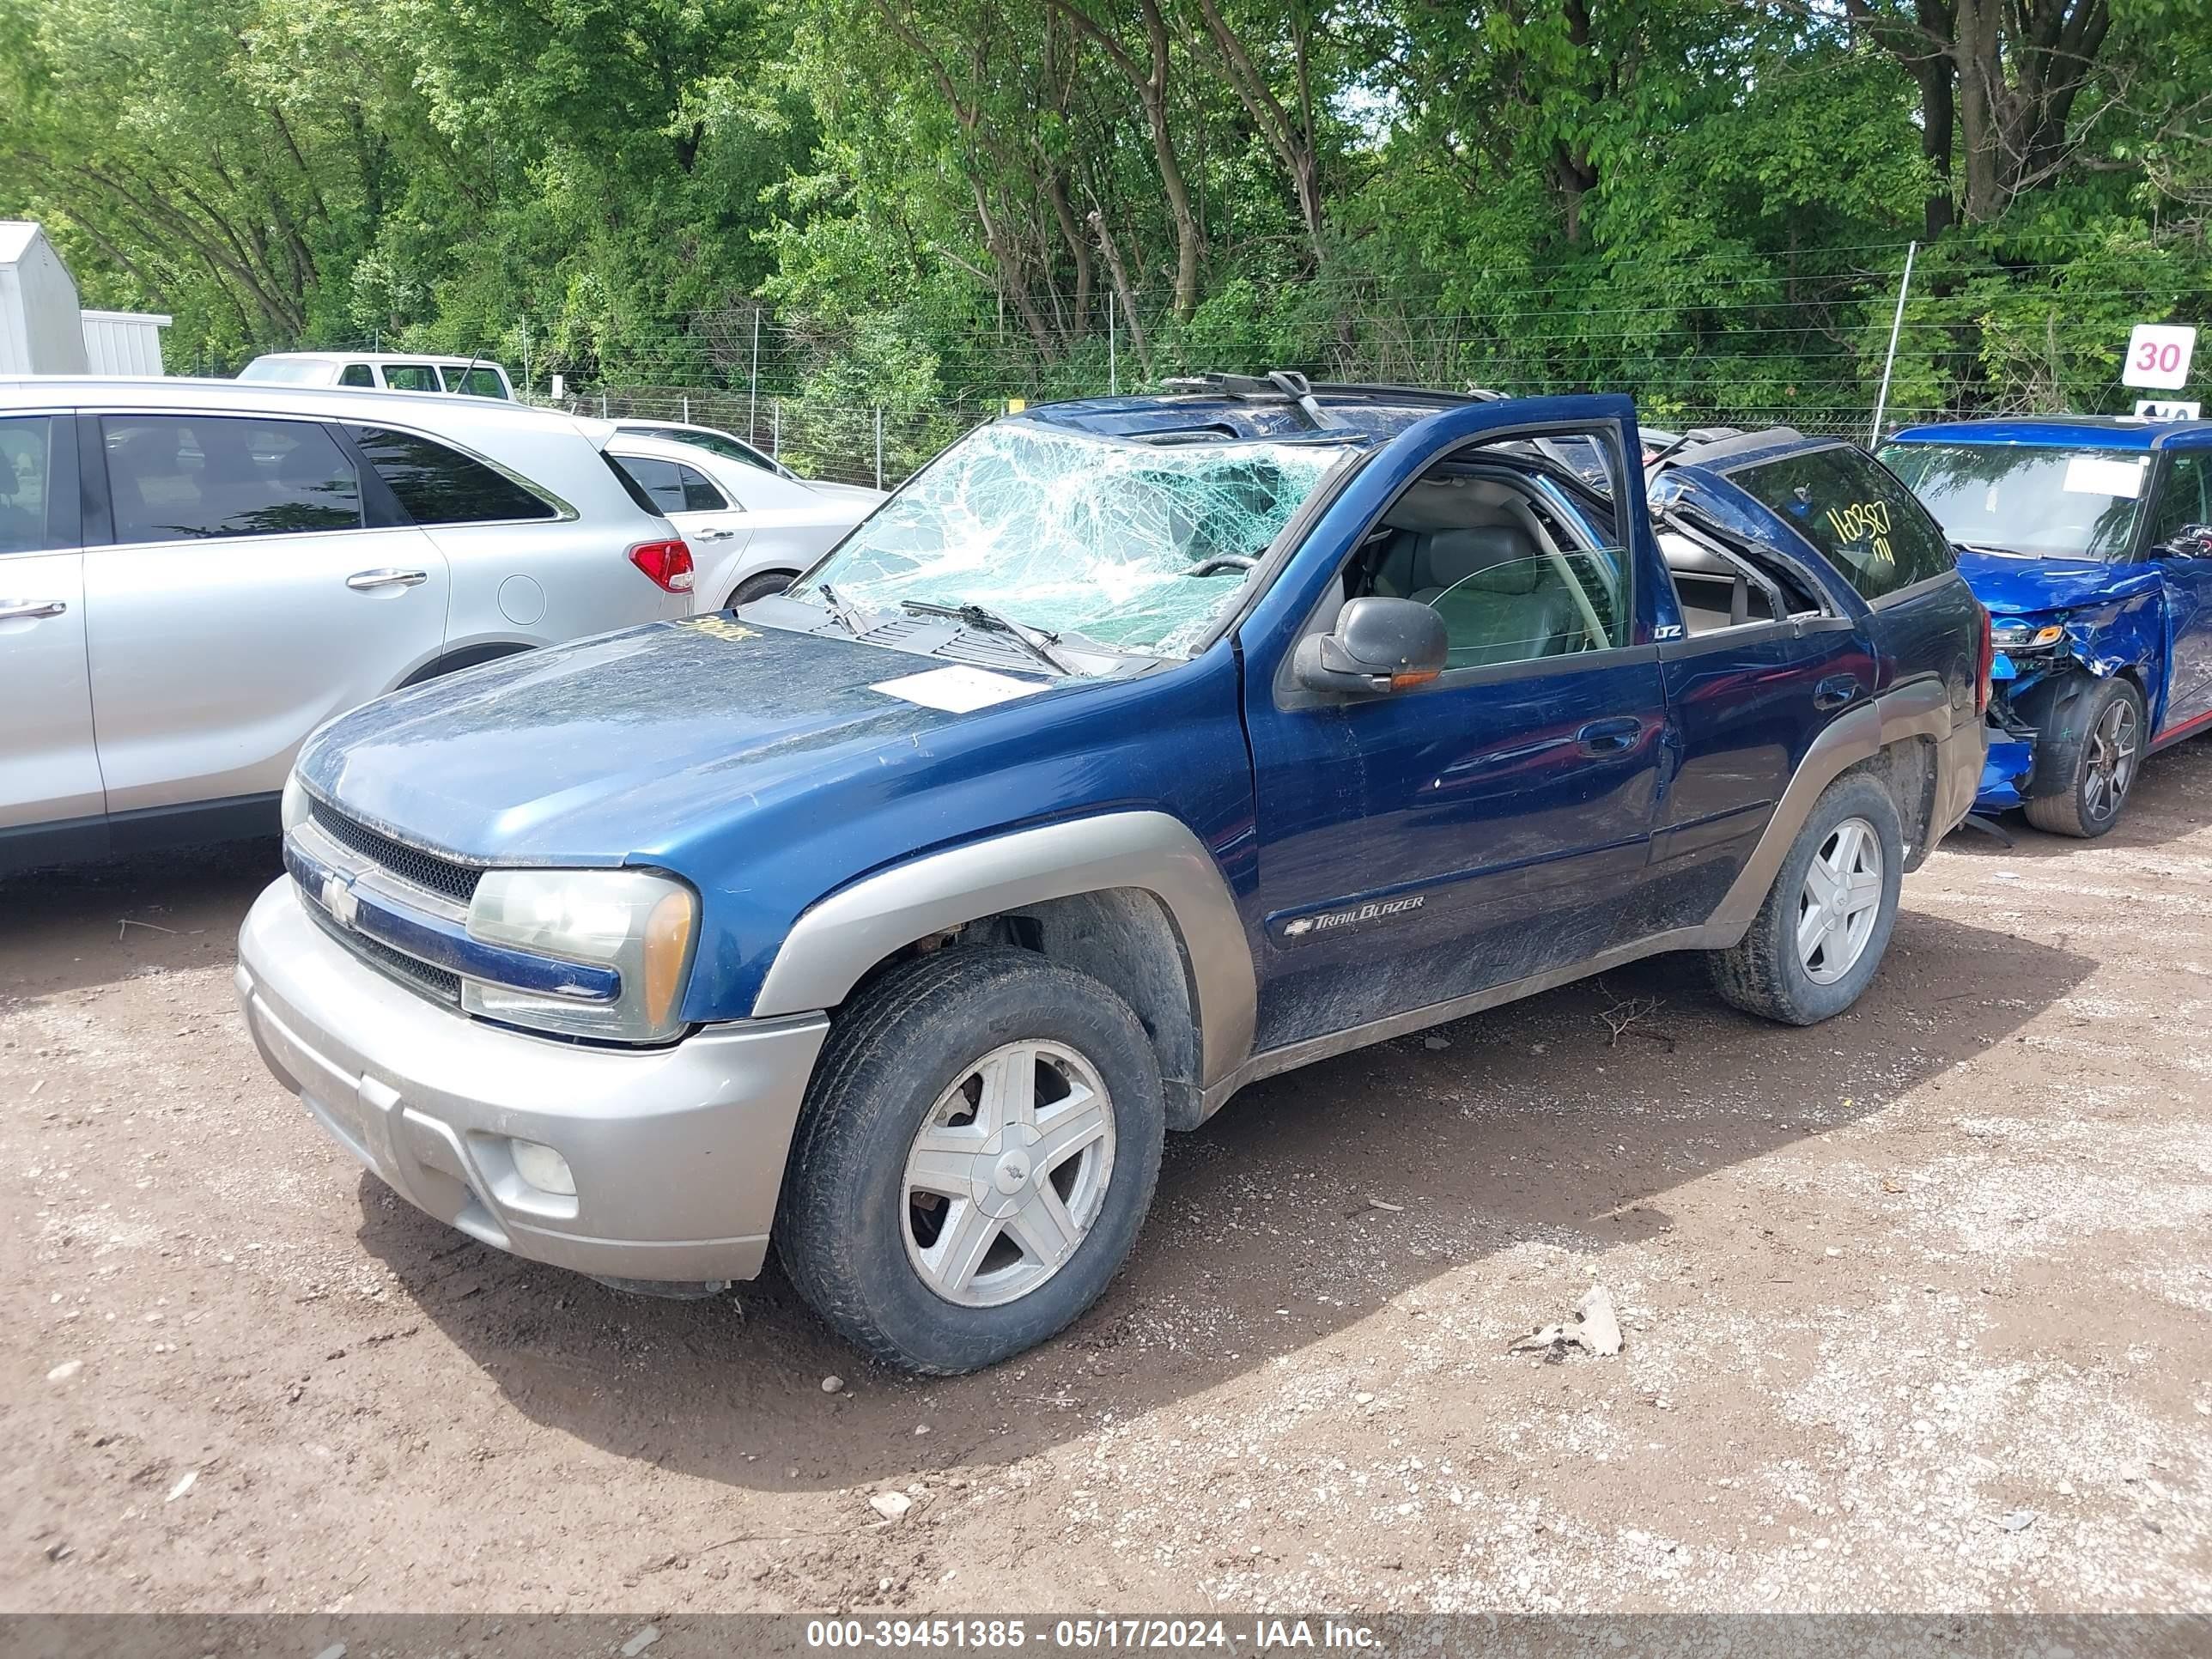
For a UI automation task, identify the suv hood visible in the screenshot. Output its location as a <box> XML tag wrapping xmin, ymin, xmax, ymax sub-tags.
<box><xmin>1953</xmin><ymin>546</ymin><xmax>2160</xmax><ymax>617</ymax></box>
<box><xmin>296</xmin><ymin>620</ymin><xmax>1054</xmax><ymax>864</ymax></box>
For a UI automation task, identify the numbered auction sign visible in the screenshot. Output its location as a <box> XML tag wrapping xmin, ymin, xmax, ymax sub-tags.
<box><xmin>2124</xmin><ymin>323</ymin><xmax>2197</xmax><ymax>390</ymax></box>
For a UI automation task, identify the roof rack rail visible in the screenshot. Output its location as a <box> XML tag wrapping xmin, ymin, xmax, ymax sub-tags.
<box><xmin>1642</xmin><ymin>424</ymin><xmax>1800</xmax><ymax>481</ymax></box>
<box><xmin>1163</xmin><ymin>373</ymin><xmax>1502</xmax><ymax>406</ymax></box>
<box><xmin>1158</xmin><ymin>369</ymin><xmax>1348</xmax><ymax>430</ymax></box>
<box><xmin>1310</xmin><ymin>380</ymin><xmax>1514</xmax><ymax>404</ymax></box>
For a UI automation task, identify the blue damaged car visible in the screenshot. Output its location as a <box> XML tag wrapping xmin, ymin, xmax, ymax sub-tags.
<box><xmin>1883</xmin><ymin>416</ymin><xmax>2212</xmax><ymax>836</ymax></box>
<box><xmin>236</xmin><ymin>380</ymin><xmax>1984</xmax><ymax>1372</ymax></box>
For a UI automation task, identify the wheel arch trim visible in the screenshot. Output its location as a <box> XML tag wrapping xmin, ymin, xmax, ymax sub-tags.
<box><xmin>1707</xmin><ymin>677</ymin><xmax>1956</xmax><ymax>933</ymax></box>
<box><xmin>749</xmin><ymin>811</ymin><xmax>1258</xmax><ymax>1090</ymax></box>
<box><xmin>398</xmin><ymin>639</ymin><xmax>534</xmax><ymax>687</ymax></box>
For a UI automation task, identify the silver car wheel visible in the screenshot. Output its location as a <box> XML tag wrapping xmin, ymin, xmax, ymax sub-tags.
<box><xmin>902</xmin><ymin>1039</ymin><xmax>1117</xmax><ymax>1309</ymax></box>
<box><xmin>1796</xmin><ymin>815</ymin><xmax>1884</xmax><ymax>985</ymax></box>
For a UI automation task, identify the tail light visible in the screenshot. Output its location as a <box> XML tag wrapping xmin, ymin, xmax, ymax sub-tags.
<box><xmin>1974</xmin><ymin>603</ymin><xmax>1993</xmax><ymax>717</ymax></box>
<box><xmin>629</xmin><ymin>538</ymin><xmax>694</xmax><ymax>593</ymax></box>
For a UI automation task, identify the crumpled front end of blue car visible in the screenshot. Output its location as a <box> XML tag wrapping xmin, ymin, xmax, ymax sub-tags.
<box><xmin>1975</xmin><ymin>602</ymin><xmax>2164</xmax><ymax>811</ymax></box>
<box><xmin>1953</xmin><ymin>549</ymin><xmax>2166</xmax><ymax>814</ymax></box>
<box><xmin>1978</xmin><ymin>621</ymin><xmax>2069</xmax><ymax>811</ymax></box>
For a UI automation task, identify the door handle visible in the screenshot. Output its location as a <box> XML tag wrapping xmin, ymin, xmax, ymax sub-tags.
<box><xmin>346</xmin><ymin>568</ymin><xmax>429</xmax><ymax>592</ymax></box>
<box><xmin>1576</xmin><ymin>716</ymin><xmax>1644</xmax><ymax>756</ymax></box>
<box><xmin>693</xmin><ymin>526</ymin><xmax>738</xmax><ymax>541</ymax></box>
<box><xmin>0</xmin><ymin>599</ymin><xmax>67</xmax><ymax>621</ymax></box>
<box><xmin>1814</xmin><ymin>674</ymin><xmax>1863</xmax><ymax>712</ymax></box>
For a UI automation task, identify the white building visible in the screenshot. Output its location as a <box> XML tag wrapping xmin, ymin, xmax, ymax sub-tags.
<box><xmin>0</xmin><ymin>221</ymin><xmax>88</xmax><ymax>374</ymax></box>
<box><xmin>0</xmin><ymin>220</ymin><xmax>169</xmax><ymax>375</ymax></box>
<box><xmin>80</xmin><ymin>307</ymin><xmax>171</xmax><ymax>375</ymax></box>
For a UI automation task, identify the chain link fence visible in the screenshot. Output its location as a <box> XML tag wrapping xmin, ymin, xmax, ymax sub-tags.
<box><xmin>305</xmin><ymin>248</ymin><xmax>2210</xmax><ymax>488</ymax></box>
<box><xmin>538</xmin><ymin>385</ymin><xmax>975</xmax><ymax>490</ymax></box>
<box><xmin>542</xmin><ymin>380</ymin><xmax>1907</xmax><ymax>493</ymax></box>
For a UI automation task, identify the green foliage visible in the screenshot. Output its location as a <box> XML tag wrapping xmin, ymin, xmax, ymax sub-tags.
<box><xmin>1</xmin><ymin>0</ymin><xmax>2205</xmax><ymax>427</ymax></box>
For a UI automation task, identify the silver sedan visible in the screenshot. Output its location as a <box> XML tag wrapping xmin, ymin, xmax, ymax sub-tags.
<box><xmin>599</xmin><ymin>428</ymin><xmax>885</xmax><ymax>613</ymax></box>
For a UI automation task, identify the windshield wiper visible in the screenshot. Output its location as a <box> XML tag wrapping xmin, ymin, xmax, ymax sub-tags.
<box><xmin>899</xmin><ymin>599</ymin><xmax>1078</xmax><ymax>675</ymax></box>
<box><xmin>1181</xmin><ymin>552</ymin><xmax>1258</xmax><ymax>579</ymax></box>
<box><xmin>811</xmin><ymin>582</ymin><xmax>869</xmax><ymax>636</ymax></box>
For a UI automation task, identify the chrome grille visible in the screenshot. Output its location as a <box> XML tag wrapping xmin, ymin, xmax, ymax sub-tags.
<box><xmin>307</xmin><ymin>904</ymin><xmax>462</xmax><ymax>1005</ymax></box>
<box><xmin>310</xmin><ymin>799</ymin><xmax>483</xmax><ymax>905</ymax></box>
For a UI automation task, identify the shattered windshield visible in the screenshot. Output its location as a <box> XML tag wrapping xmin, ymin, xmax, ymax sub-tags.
<box><xmin>1881</xmin><ymin>442</ymin><xmax>2146</xmax><ymax>562</ymax></box>
<box><xmin>803</xmin><ymin>420</ymin><xmax>1352</xmax><ymax>659</ymax></box>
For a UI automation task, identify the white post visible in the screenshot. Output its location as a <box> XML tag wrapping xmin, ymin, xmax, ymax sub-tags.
<box><xmin>1109</xmin><ymin>301</ymin><xmax>1118</xmax><ymax>396</ymax></box>
<box><xmin>521</xmin><ymin>323</ymin><xmax>532</xmax><ymax>401</ymax></box>
<box><xmin>772</xmin><ymin>398</ymin><xmax>780</xmax><ymax>459</ymax></box>
<box><xmin>749</xmin><ymin>307</ymin><xmax>762</xmax><ymax>441</ymax></box>
<box><xmin>683</xmin><ymin>394</ymin><xmax>690</xmax><ymax>425</ymax></box>
<box><xmin>1870</xmin><ymin>240</ymin><xmax>1918</xmax><ymax>447</ymax></box>
<box><xmin>600</xmin><ymin>390</ymin><xmax>608</xmax><ymax>419</ymax></box>
<box><xmin>874</xmin><ymin>406</ymin><xmax>884</xmax><ymax>489</ymax></box>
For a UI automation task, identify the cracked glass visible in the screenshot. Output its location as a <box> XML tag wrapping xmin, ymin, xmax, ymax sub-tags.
<box><xmin>803</xmin><ymin>419</ymin><xmax>1352</xmax><ymax>659</ymax></box>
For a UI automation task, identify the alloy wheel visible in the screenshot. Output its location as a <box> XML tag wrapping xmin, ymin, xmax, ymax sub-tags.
<box><xmin>1796</xmin><ymin>816</ymin><xmax>1883</xmax><ymax>985</ymax></box>
<box><xmin>902</xmin><ymin>1040</ymin><xmax>1116</xmax><ymax>1308</ymax></box>
<box><xmin>2083</xmin><ymin>696</ymin><xmax>2139</xmax><ymax>824</ymax></box>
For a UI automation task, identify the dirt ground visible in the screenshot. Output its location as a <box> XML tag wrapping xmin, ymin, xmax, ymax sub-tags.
<box><xmin>5</xmin><ymin>748</ymin><xmax>2211</xmax><ymax>1622</ymax></box>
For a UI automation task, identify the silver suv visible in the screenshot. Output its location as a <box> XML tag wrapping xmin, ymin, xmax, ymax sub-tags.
<box><xmin>0</xmin><ymin>377</ymin><xmax>693</xmax><ymax>871</ymax></box>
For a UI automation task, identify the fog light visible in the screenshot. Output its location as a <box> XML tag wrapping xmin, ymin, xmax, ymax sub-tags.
<box><xmin>509</xmin><ymin>1138</ymin><xmax>575</xmax><ymax>1197</ymax></box>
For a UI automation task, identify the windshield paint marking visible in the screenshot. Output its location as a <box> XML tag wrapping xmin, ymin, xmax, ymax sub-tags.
<box><xmin>2063</xmin><ymin>455</ymin><xmax>2147</xmax><ymax>499</ymax></box>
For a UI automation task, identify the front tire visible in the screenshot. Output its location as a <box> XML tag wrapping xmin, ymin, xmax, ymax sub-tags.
<box><xmin>2023</xmin><ymin>676</ymin><xmax>2143</xmax><ymax>839</ymax></box>
<box><xmin>776</xmin><ymin>947</ymin><xmax>1166</xmax><ymax>1374</ymax></box>
<box><xmin>1707</xmin><ymin>771</ymin><xmax>1905</xmax><ymax>1026</ymax></box>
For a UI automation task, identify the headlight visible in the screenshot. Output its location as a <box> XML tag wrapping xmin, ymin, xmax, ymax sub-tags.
<box><xmin>281</xmin><ymin>770</ymin><xmax>311</xmax><ymax>834</ymax></box>
<box><xmin>1990</xmin><ymin>620</ymin><xmax>2064</xmax><ymax>651</ymax></box>
<box><xmin>464</xmin><ymin>868</ymin><xmax>698</xmax><ymax>1043</ymax></box>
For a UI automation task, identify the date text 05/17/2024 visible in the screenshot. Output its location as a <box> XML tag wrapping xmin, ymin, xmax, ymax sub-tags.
<box><xmin>804</xmin><ymin>1618</ymin><xmax>1382</xmax><ymax>1650</ymax></box>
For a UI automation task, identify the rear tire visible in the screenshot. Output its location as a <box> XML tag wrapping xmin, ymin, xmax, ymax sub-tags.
<box><xmin>2022</xmin><ymin>676</ymin><xmax>2142</xmax><ymax>839</ymax></box>
<box><xmin>1707</xmin><ymin>771</ymin><xmax>1904</xmax><ymax>1026</ymax></box>
<box><xmin>729</xmin><ymin>569</ymin><xmax>797</xmax><ymax>610</ymax></box>
<box><xmin>776</xmin><ymin>947</ymin><xmax>1166</xmax><ymax>1375</ymax></box>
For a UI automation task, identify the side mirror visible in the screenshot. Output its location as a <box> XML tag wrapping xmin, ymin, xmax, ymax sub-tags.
<box><xmin>2152</xmin><ymin>524</ymin><xmax>2212</xmax><ymax>561</ymax></box>
<box><xmin>1293</xmin><ymin>596</ymin><xmax>1449</xmax><ymax>697</ymax></box>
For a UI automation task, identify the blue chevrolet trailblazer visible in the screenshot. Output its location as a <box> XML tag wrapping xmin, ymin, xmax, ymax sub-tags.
<box><xmin>237</xmin><ymin>379</ymin><xmax>1984</xmax><ymax>1372</ymax></box>
<box><xmin>1883</xmin><ymin>415</ymin><xmax>2212</xmax><ymax>836</ymax></box>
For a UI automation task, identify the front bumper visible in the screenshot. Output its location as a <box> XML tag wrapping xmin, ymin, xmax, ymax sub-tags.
<box><xmin>1977</xmin><ymin>738</ymin><xmax>2036</xmax><ymax>813</ymax></box>
<box><xmin>1973</xmin><ymin>654</ymin><xmax>2042</xmax><ymax>812</ymax></box>
<box><xmin>236</xmin><ymin>878</ymin><xmax>829</xmax><ymax>1282</ymax></box>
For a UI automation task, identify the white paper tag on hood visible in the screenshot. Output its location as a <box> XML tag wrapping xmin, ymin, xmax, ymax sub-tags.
<box><xmin>870</xmin><ymin>665</ymin><xmax>1050</xmax><ymax>712</ymax></box>
<box><xmin>2063</xmin><ymin>454</ymin><xmax>2147</xmax><ymax>499</ymax></box>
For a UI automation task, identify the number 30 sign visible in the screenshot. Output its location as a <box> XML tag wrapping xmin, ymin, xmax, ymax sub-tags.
<box><xmin>2124</xmin><ymin>323</ymin><xmax>2197</xmax><ymax>390</ymax></box>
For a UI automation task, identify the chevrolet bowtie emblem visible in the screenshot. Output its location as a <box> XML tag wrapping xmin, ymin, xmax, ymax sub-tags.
<box><xmin>323</xmin><ymin>873</ymin><xmax>361</xmax><ymax>931</ymax></box>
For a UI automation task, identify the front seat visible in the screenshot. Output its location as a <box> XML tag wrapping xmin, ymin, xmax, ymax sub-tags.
<box><xmin>1407</xmin><ymin>526</ymin><xmax>1583</xmax><ymax>668</ymax></box>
